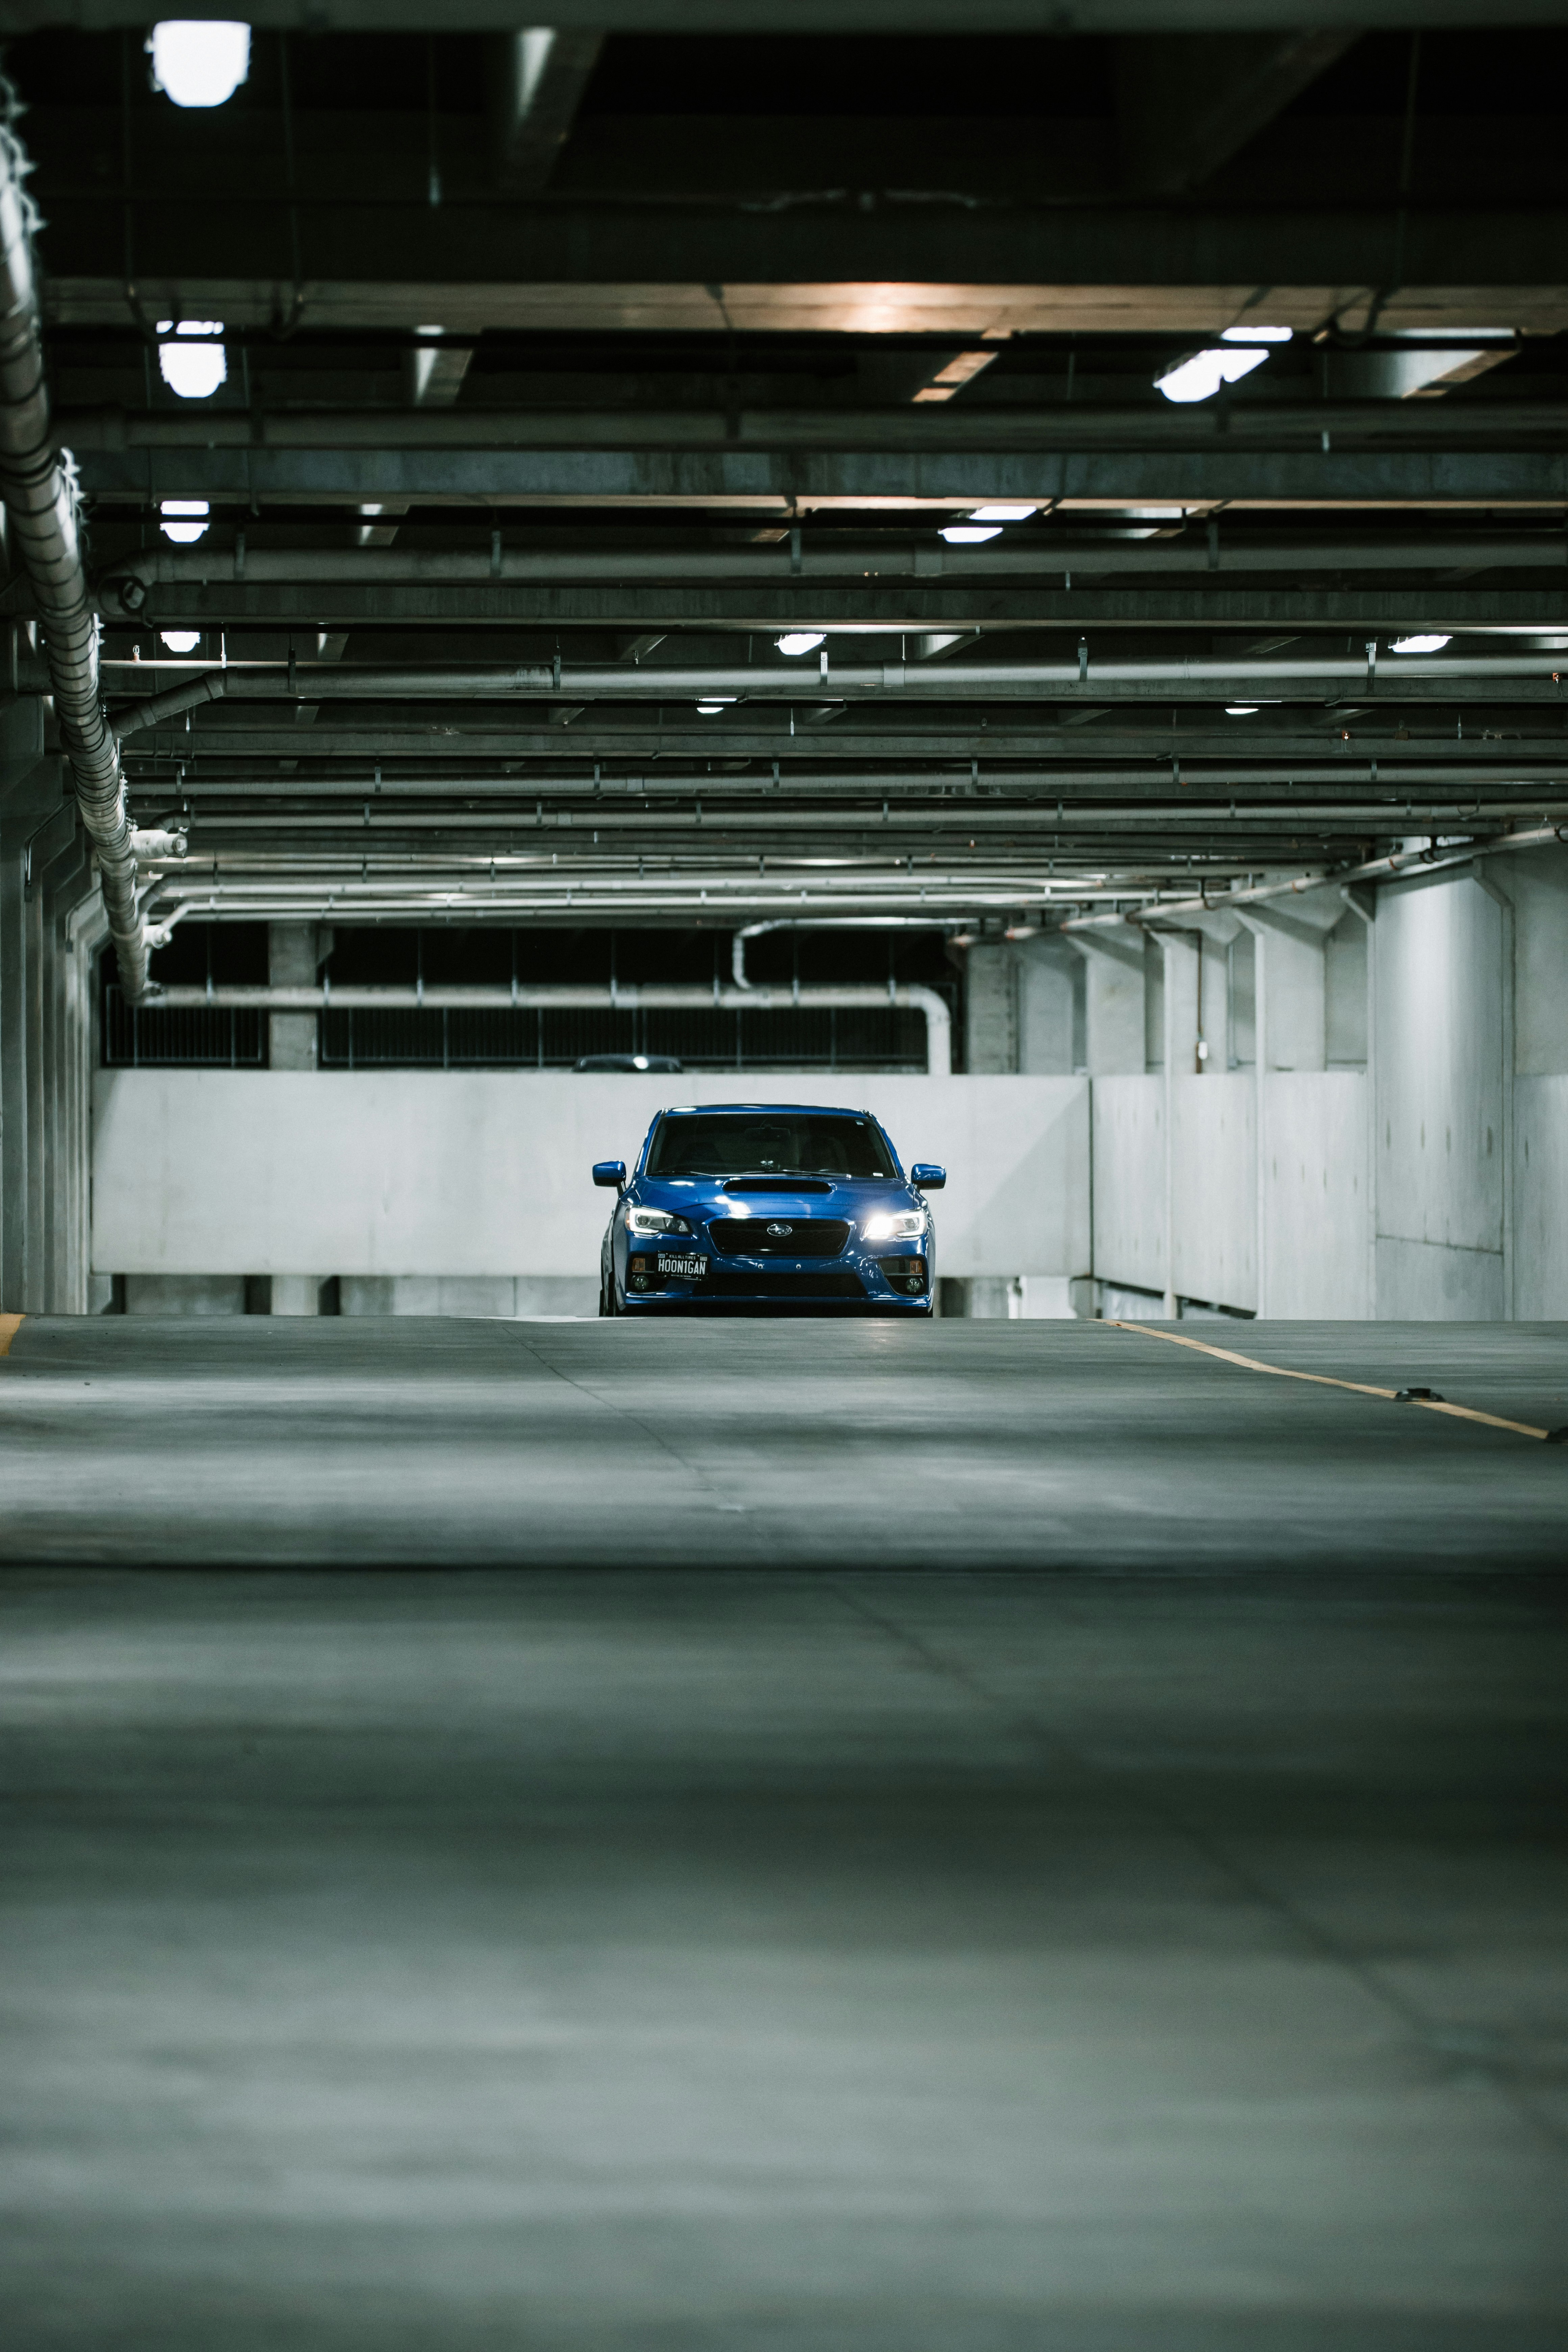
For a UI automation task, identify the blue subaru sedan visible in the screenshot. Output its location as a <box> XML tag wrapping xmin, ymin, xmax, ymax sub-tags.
<box><xmin>593</xmin><ymin>1102</ymin><xmax>945</xmax><ymax>1315</ymax></box>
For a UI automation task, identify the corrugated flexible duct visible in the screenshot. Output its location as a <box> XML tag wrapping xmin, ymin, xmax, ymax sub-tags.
<box><xmin>0</xmin><ymin>90</ymin><xmax>147</xmax><ymax>1000</ymax></box>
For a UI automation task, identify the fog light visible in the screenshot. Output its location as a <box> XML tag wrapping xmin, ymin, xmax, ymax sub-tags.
<box><xmin>630</xmin><ymin>1274</ymin><xmax>648</xmax><ymax>1292</ymax></box>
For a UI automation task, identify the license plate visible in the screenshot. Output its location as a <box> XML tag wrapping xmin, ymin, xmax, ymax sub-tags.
<box><xmin>660</xmin><ymin>1254</ymin><xmax>707</xmax><ymax>1280</ymax></box>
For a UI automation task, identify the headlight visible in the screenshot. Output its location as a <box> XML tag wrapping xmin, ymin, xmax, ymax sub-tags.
<box><xmin>863</xmin><ymin>1209</ymin><xmax>925</xmax><ymax>1242</ymax></box>
<box><xmin>626</xmin><ymin>1206</ymin><xmax>693</xmax><ymax>1236</ymax></box>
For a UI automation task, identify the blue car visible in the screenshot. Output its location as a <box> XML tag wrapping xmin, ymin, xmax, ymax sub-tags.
<box><xmin>594</xmin><ymin>1102</ymin><xmax>945</xmax><ymax>1316</ymax></box>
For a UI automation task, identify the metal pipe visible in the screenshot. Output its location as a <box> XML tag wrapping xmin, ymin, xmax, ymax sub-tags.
<box><xmin>98</xmin><ymin>532</ymin><xmax>1568</xmax><ymax>605</ymax></box>
<box><xmin>0</xmin><ymin>94</ymin><xmax>147</xmax><ymax>998</ymax></box>
<box><xmin>732</xmin><ymin>916</ymin><xmax>956</xmax><ymax>990</ymax></box>
<box><xmin>1058</xmin><ymin>822</ymin><xmax>1568</xmax><ymax>932</ymax></box>
<box><xmin>152</xmin><ymin>980</ymin><xmax>953</xmax><ymax>1074</ymax></box>
<box><xmin>105</xmin><ymin>651</ymin><xmax>1568</xmax><ymax>727</ymax></box>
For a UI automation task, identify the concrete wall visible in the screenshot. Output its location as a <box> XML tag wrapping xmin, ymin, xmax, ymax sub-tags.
<box><xmin>92</xmin><ymin>1069</ymin><xmax>1091</xmax><ymax>1284</ymax></box>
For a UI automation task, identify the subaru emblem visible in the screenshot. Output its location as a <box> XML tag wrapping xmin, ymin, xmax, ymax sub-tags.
<box><xmin>766</xmin><ymin>1221</ymin><xmax>791</xmax><ymax>1237</ymax></box>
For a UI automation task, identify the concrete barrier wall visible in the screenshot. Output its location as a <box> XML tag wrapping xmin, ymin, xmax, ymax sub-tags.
<box><xmin>1263</xmin><ymin>1073</ymin><xmax>1370</xmax><ymax>1318</ymax></box>
<box><xmin>1089</xmin><ymin>1076</ymin><xmax>1163</xmax><ymax>1296</ymax></box>
<box><xmin>92</xmin><ymin>1069</ymin><xmax>1090</xmax><ymax>1281</ymax></box>
<box><xmin>1516</xmin><ymin>1075</ymin><xmax>1568</xmax><ymax>1318</ymax></box>
<box><xmin>1171</xmin><ymin>1074</ymin><xmax>1256</xmax><ymax>1311</ymax></box>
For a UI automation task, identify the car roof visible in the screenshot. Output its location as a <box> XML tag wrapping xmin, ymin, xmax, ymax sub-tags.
<box><xmin>653</xmin><ymin>1102</ymin><xmax>871</xmax><ymax>1118</ymax></box>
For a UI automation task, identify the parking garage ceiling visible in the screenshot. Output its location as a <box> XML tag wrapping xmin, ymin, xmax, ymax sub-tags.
<box><xmin>1</xmin><ymin>16</ymin><xmax>1565</xmax><ymax>948</ymax></box>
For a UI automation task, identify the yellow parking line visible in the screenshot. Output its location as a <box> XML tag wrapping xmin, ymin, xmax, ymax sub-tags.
<box><xmin>0</xmin><ymin>1314</ymin><xmax>23</xmax><ymax>1357</ymax></box>
<box><xmin>1104</xmin><ymin>1320</ymin><xmax>1557</xmax><ymax>1444</ymax></box>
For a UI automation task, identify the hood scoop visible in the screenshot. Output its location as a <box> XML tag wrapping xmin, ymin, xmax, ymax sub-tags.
<box><xmin>722</xmin><ymin>1175</ymin><xmax>834</xmax><ymax>1195</ymax></box>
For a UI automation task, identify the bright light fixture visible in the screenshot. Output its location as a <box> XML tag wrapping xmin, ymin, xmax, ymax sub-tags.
<box><xmin>967</xmin><ymin>505</ymin><xmax>1037</xmax><ymax>523</ymax></box>
<box><xmin>159</xmin><ymin>498</ymin><xmax>210</xmax><ymax>544</ymax></box>
<box><xmin>1220</xmin><ymin>325</ymin><xmax>1292</xmax><ymax>343</ymax></box>
<box><xmin>148</xmin><ymin>21</ymin><xmax>251</xmax><ymax>108</ymax></box>
<box><xmin>1155</xmin><ymin>346</ymin><xmax>1270</xmax><ymax>405</ymax></box>
<box><xmin>1225</xmin><ymin>704</ymin><xmax>1259</xmax><ymax>716</ymax></box>
<box><xmin>775</xmin><ymin>632</ymin><xmax>825</xmax><ymax>657</ymax></box>
<box><xmin>1391</xmin><ymin>634</ymin><xmax>1451</xmax><ymax>655</ymax></box>
<box><xmin>696</xmin><ymin>698</ymin><xmax>735</xmax><ymax>715</ymax></box>
<box><xmin>940</xmin><ymin>524</ymin><xmax>1004</xmax><ymax>544</ymax></box>
<box><xmin>160</xmin><ymin>630</ymin><xmax>201</xmax><ymax>653</ymax></box>
<box><xmin>157</xmin><ymin>319</ymin><xmax>226</xmax><ymax>400</ymax></box>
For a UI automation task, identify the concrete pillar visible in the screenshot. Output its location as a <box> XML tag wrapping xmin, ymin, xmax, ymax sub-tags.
<box><xmin>269</xmin><ymin>922</ymin><xmax>321</xmax><ymax>1070</ymax></box>
<box><xmin>268</xmin><ymin>1275</ymin><xmax>324</xmax><ymax>1317</ymax></box>
<box><xmin>1015</xmin><ymin>936</ymin><xmax>1080</xmax><ymax>1074</ymax></box>
<box><xmin>0</xmin><ymin>700</ymin><xmax>69</xmax><ymax>1313</ymax></box>
<box><xmin>963</xmin><ymin>942</ymin><xmax>1018</xmax><ymax>1072</ymax></box>
<box><xmin>1069</xmin><ymin>931</ymin><xmax>1146</xmax><ymax>1074</ymax></box>
<box><xmin>1239</xmin><ymin>886</ymin><xmax>1345</xmax><ymax>1315</ymax></box>
<box><xmin>1159</xmin><ymin>933</ymin><xmax>1201</xmax><ymax>1314</ymax></box>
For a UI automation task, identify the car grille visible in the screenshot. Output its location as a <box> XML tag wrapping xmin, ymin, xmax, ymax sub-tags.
<box><xmin>663</xmin><ymin>1269</ymin><xmax>866</xmax><ymax>1300</ymax></box>
<box><xmin>708</xmin><ymin>1218</ymin><xmax>851</xmax><ymax>1258</ymax></box>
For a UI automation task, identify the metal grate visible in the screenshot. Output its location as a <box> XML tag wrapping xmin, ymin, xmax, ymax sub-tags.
<box><xmin>708</xmin><ymin>1218</ymin><xmax>852</xmax><ymax>1258</ymax></box>
<box><xmin>102</xmin><ymin>985</ymin><xmax>265</xmax><ymax>1069</ymax></box>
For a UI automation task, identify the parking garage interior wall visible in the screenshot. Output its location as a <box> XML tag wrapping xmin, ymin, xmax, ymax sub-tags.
<box><xmin>90</xmin><ymin>1069</ymin><xmax>1090</xmax><ymax>1292</ymax></box>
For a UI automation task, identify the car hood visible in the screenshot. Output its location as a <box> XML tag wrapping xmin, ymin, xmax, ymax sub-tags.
<box><xmin>634</xmin><ymin>1175</ymin><xmax>919</xmax><ymax>1226</ymax></box>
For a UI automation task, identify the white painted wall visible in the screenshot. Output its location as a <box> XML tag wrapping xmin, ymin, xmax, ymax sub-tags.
<box><xmin>92</xmin><ymin>1069</ymin><xmax>1090</xmax><ymax>1282</ymax></box>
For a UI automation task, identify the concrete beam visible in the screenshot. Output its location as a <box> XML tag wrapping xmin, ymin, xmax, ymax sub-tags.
<box><xmin>1118</xmin><ymin>30</ymin><xmax>1359</xmax><ymax>197</ymax></box>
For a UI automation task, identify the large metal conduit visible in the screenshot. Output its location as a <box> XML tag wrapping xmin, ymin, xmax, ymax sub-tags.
<box><xmin>107</xmin><ymin>650</ymin><xmax>1568</xmax><ymax>733</ymax></box>
<box><xmin>149</xmin><ymin>981</ymin><xmax>954</xmax><ymax>1075</ymax></box>
<box><xmin>100</xmin><ymin>532</ymin><xmax>1568</xmax><ymax>605</ymax></box>
<box><xmin>1058</xmin><ymin>822</ymin><xmax>1568</xmax><ymax>932</ymax></box>
<box><xmin>0</xmin><ymin>99</ymin><xmax>147</xmax><ymax>998</ymax></box>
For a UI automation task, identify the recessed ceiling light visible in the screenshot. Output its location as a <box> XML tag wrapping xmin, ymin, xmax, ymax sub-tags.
<box><xmin>159</xmin><ymin>499</ymin><xmax>210</xmax><ymax>545</ymax></box>
<box><xmin>1155</xmin><ymin>347</ymin><xmax>1270</xmax><ymax>404</ymax></box>
<box><xmin>967</xmin><ymin>505</ymin><xmax>1037</xmax><ymax>523</ymax></box>
<box><xmin>1390</xmin><ymin>634</ymin><xmax>1451</xmax><ymax>654</ymax></box>
<box><xmin>1220</xmin><ymin>325</ymin><xmax>1292</xmax><ymax>343</ymax></box>
<box><xmin>148</xmin><ymin>21</ymin><xmax>251</xmax><ymax>108</ymax></box>
<box><xmin>696</xmin><ymin>699</ymin><xmax>735</xmax><ymax>715</ymax></box>
<box><xmin>1225</xmin><ymin>704</ymin><xmax>1259</xmax><ymax>716</ymax></box>
<box><xmin>940</xmin><ymin>525</ymin><xmax>1004</xmax><ymax>544</ymax></box>
<box><xmin>160</xmin><ymin>630</ymin><xmax>201</xmax><ymax>653</ymax></box>
<box><xmin>157</xmin><ymin>320</ymin><xmax>226</xmax><ymax>400</ymax></box>
<box><xmin>775</xmin><ymin>632</ymin><xmax>825</xmax><ymax>657</ymax></box>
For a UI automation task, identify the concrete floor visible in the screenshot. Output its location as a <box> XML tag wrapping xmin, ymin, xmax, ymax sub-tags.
<box><xmin>2</xmin><ymin>1315</ymin><xmax>1568</xmax><ymax>1567</ymax></box>
<box><xmin>2</xmin><ymin>1323</ymin><xmax>1565</xmax><ymax>2345</ymax></box>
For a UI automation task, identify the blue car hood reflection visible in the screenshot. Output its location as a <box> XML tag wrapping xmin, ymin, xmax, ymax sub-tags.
<box><xmin>632</xmin><ymin>1175</ymin><xmax>916</xmax><ymax>1232</ymax></box>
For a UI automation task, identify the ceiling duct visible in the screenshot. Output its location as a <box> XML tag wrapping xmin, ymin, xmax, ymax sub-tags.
<box><xmin>0</xmin><ymin>90</ymin><xmax>148</xmax><ymax>1000</ymax></box>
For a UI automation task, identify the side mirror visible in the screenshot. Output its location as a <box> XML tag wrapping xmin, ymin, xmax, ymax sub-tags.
<box><xmin>911</xmin><ymin>1163</ymin><xmax>946</xmax><ymax>1192</ymax></box>
<box><xmin>592</xmin><ymin>1160</ymin><xmax>627</xmax><ymax>1190</ymax></box>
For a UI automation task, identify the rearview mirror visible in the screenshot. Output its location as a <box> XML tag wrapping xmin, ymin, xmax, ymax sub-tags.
<box><xmin>910</xmin><ymin>1163</ymin><xmax>946</xmax><ymax>1191</ymax></box>
<box><xmin>592</xmin><ymin>1160</ymin><xmax>627</xmax><ymax>1189</ymax></box>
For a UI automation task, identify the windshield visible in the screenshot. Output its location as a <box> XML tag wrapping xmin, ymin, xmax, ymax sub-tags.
<box><xmin>647</xmin><ymin>1112</ymin><xmax>898</xmax><ymax>1181</ymax></box>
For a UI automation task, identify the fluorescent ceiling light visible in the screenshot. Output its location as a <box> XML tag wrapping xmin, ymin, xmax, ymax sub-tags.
<box><xmin>967</xmin><ymin>505</ymin><xmax>1037</xmax><ymax>523</ymax></box>
<box><xmin>695</xmin><ymin>698</ymin><xmax>735</xmax><ymax>715</ymax></box>
<box><xmin>1391</xmin><ymin>633</ymin><xmax>1451</xmax><ymax>654</ymax></box>
<box><xmin>160</xmin><ymin>630</ymin><xmax>201</xmax><ymax>653</ymax></box>
<box><xmin>1155</xmin><ymin>347</ymin><xmax>1270</xmax><ymax>405</ymax></box>
<box><xmin>157</xmin><ymin>319</ymin><xmax>226</xmax><ymax>400</ymax></box>
<box><xmin>1225</xmin><ymin>704</ymin><xmax>1259</xmax><ymax>716</ymax></box>
<box><xmin>159</xmin><ymin>498</ymin><xmax>210</xmax><ymax>544</ymax></box>
<box><xmin>1220</xmin><ymin>325</ymin><xmax>1292</xmax><ymax>343</ymax></box>
<box><xmin>775</xmin><ymin>632</ymin><xmax>825</xmax><ymax>657</ymax></box>
<box><xmin>148</xmin><ymin>21</ymin><xmax>251</xmax><ymax>108</ymax></box>
<box><xmin>940</xmin><ymin>524</ymin><xmax>1004</xmax><ymax>544</ymax></box>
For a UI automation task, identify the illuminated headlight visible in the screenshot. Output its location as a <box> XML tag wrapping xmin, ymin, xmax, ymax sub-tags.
<box><xmin>863</xmin><ymin>1209</ymin><xmax>925</xmax><ymax>1242</ymax></box>
<box><xmin>626</xmin><ymin>1207</ymin><xmax>693</xmax><ymax>1236</ymax></box>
